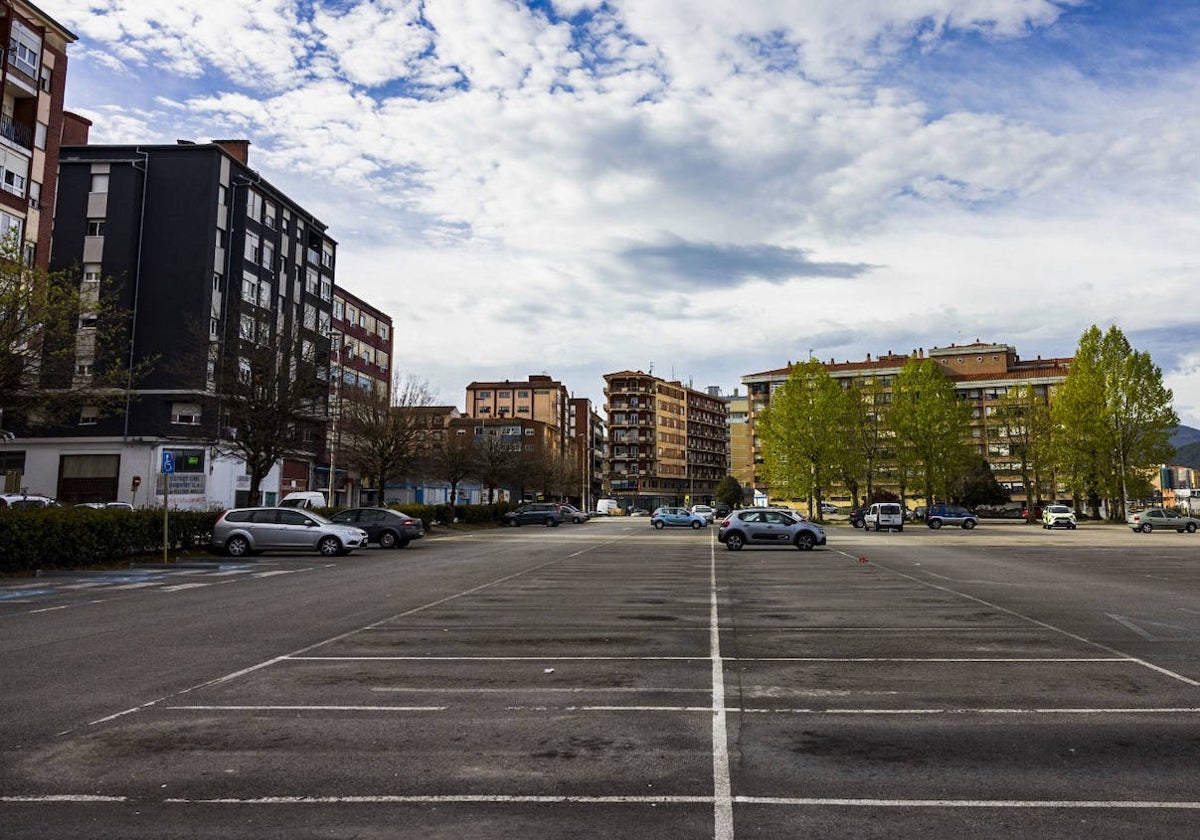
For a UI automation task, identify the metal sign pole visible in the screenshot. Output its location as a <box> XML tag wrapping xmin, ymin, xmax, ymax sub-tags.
<box><xmin>161</xmin><ymin>451</ymin><xmax>175</xmax><ymax>564</ymax></box>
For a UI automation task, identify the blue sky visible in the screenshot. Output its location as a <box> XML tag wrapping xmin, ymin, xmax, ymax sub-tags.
<box><xmin>45</xmin><ymin>0</ymin><xmax>1200</xmax><ymax>425</ymax></box>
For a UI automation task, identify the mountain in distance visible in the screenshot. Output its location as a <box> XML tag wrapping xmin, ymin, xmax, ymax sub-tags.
<box><xmin>1172</xmin><ymin>425</ymin><xmax>1200</xmax><ymax>468</ymax></box>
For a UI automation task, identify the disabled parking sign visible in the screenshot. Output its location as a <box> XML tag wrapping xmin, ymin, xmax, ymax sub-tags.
<box><xmin>161</xmin><ymin>451</ymin><xmax>175</xmax><ymax>474</ymax></box>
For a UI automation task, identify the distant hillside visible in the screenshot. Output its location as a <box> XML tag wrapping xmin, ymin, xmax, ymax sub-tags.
<box><xmin>1171</xmin><ymin>425</ymin><xmax>1200</xmax><ymax>450</ymax></box>
<box><xmin>1176</xmin><ymin>440</ymin><xmax>1200</xmax><ymax>469</ymax></box>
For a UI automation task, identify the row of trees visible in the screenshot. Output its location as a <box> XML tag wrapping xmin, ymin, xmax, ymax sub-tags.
<box><xmin>757</xmin><ymin>325</ymin><xmax>1177</xmax><ymax>522</ymax></box>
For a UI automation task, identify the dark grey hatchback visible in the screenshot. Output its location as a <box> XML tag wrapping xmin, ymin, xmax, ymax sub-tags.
<box><xmin>329</xmin><ymin>507</ymin><xmax>426</xmax><ymax>548</ymax></box>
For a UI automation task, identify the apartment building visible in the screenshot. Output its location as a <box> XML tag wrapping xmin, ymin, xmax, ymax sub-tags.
<box><xmin>464</xmin><ymin>374</ymin><xmax>571</xmax><ymax>456</ymax></box>
<box><xmin>2</xmin><ymin>138</ymin><xmax>339</xmax><ymax>507</ymax></box>
<box><xmin>742</xmin><ymin>341</ymin><xmax>1072</xmax><ymax>505</ymax></box>
<box><xmin>569</xmin><ymin>396</ymin><xmax>605</xmax><ymax>510</ymax></box>
<box><xmin>324</xmin><ymin>286</ymin><xmax>393</xmax><ymax>505</ymax></box>
<box><xmin>1</xmin><ymin>2</ymin><xmax>74</xmax><ymax>271</ymax></box>
<box><xmin>604</xmin><ymin>370</ymin><xmax>730</xmax><ymax>510</ymax></box>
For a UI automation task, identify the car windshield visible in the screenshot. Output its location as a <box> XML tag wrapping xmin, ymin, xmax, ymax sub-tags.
<box><xmin>304</xmin><ymin>511</ymin><xmax>333</xmax><ymax>524</ymax></box>
<box><xmin>1048</xmin><ymin>506</ymin><xmax>1070</xmax><ymax>514</ymax></box>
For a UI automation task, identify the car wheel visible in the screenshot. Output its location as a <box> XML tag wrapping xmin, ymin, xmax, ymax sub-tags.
<box><xmin>852</xmin><ymin>520</ymin><xmax>864</xmax><ymax>529</ymax></box>
<box><xmin>225</xmin><ymin>535</ymin><xmax>251</xmax><ymax>557</ymax></box>
<box><xmin>928</xmin><ymin>519</ymin><xmax>943</xmax><ymax>530</ymax></box>
<box><xmin>725</xmin><ymin>532</ymin><xmax>744</xmax><ymax>551</ymax></box>
<box><xmin>795</xmin><ymin>532</ymin><xmax>816</xmax><ymax>551</ymax></box>
<box><xmin>691</xmin><ymin>520</ymin><xmax>702</xmax><ymax>529</ymax></box>
<box><xmin>318</xmin><ymin>536</ymin><xmax>342</xmax><ymax>557</ymax></box>
<box><xmin>574</xmin><ymin>516</ymin><xmax>584</xmax><ymax>524</ymax></box>
<box><xmin>1184</xmin><ymin>523</ymin><xmax>1197</xmax><ymax>533</ymax></box>
<box><xmin>378</xmin><ymin>530</ymin><xmax>398</xmax><ymax>549</ymax></box>
<box><xmin>546</xmin><ymin>517</ymin><xmax>559</xmax><ymax>527</ymax></box>
<box><xmin>1070</xmin><ymin>524</ymin><xmax>1077</xmax><ymax>530</ymax></box>
<box><xmin>1142</xmin><ymin>523</ymin><xmax>1153</xmax><ymax>533</ymax></box>
<box><xmin>653</xmin><ymin>520</ymin><xmax>665</xmax><ymax>530</ymax></box>
<box><xmin>962</xmin><ymin>520</ymin><xmax>976</xmax><ymax>530</ymax></box>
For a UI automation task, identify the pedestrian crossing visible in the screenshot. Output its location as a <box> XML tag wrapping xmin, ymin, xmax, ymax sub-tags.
<box><xmin>0</xmin><ymin>564</ymin><xmax>317</xmax><ymax>611</ymax></box>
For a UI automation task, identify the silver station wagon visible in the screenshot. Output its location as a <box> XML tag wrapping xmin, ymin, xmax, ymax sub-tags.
<box><xmin>211</xmin><ymin>507</ymin><xmax>369</xmax><ymax>557</ymax></box>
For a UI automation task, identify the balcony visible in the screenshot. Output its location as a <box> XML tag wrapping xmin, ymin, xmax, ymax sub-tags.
<box><xmin>0</xmin><ymin>114</ymin><xmax>33</xmax><ymax>150</ymax></box>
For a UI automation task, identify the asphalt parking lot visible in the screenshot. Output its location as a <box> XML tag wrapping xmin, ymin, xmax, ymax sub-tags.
<box><xmin>2</xmin><ymin>518</ymin><xmax>1199</xmax><ymax>838</ymax></box>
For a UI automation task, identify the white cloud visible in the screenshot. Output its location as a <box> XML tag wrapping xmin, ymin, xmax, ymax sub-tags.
<box><xmin>47</xmin><ymin>0</ymin><xmax>1200</xmax><ymax>427</ymax></box>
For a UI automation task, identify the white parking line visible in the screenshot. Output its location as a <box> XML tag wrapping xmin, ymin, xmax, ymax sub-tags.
<box><xmin>710</xmin><ymin>537</ymin><xmax>734</xmax><ymax>840</ymax></box>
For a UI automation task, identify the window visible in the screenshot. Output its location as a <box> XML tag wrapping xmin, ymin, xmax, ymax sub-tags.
<box><xmin>378</xmin><ymin>323</ymin><xmax>389</xmax><ymax>341</ymax></box>
<box><xmin>306</xmin><ymin>267</ymin><xmax>319</xmax><ymax>295</ymax></box>
<box><xmin>209</xmin><ymin>317</ymin><xmax>219</xmax><ymax>338</ymax></box>
<box><xmin>39</xmin><ymin>64</ymin><xmax>51</xmax><ymax>93</ymax></box>
<box><xmin>1</xmin><ymin>150</ymin><xmax>29</xmax><ymax>198</ymax></box>
<box><xmin>34</xmin><ymin>122</ymin><xmax>46</xmax><ymax>150</ymax></box>
<box><xmin>1</xmin><ymin>210</ymin><xmax>23</xmax><ymax>242</ymax></box>
<box><xmin>213</xmin><ymin>272</ymin><xmax>222</xmax><ymax>292</ymax></box>
<box><xmin>86</xmin><ymin>219</ymin><xmax>105</xmax><ymax>236</ymax></box>
<box><xmin>304</xmin><ymin>303</ymin><xmax>317</xmax><ymax>331</ymax></box>
<box><xmin>90</xmin><ymin>173</ymin><xmax>109</xmax><ymax>194</ymax></box>
<box><xmin>218</xmin><ymin>184</ymin><xmax>228</xmax><ymax>206</ymax></box>
<box><xmin>264</xmin><ymin>201</ymin><xmax>276</xmax><ymax>229</ymax></box>
<box><xmin>9</xmin><ymin>21</ymin><xmax>41</xmax><ymax>78</ymax></box>
<box><xmin>321</xmin><ymin>242</ymin><xmax>334</xmax><ymax>268</ymax></box>
<box><xmin>320</xmin><ymin>277</ymin><xmax>332</xmax><ymax>301</ymax></box>
<box><xmin>171</xmin><ymin>403</ymin><xmax>203</xmax><ymax>425</ymax></box>
<box><xmin>246</xmin><ymin>189</ymin><xmax>262</xmax><ymax>221</ymax></box>
<box><xmin>262</xmin><ymin>239</ymin><xmax>274</xmax><ymax>270</ymax></box>
<box><xmin>28</xmin><ymin>180</ymin><xmax>41</xmax><ymax>208</ymax></box>
<box><xmin>499</xmin><ymin>391</ymin><xmax>510</xmax><ymax>399</ymax></box>
<box><xmin>244</xmin><ymin>231</ymin><xmax>260</xmax><ymax>263</ymax></box>
<box><xmin>333</xmin><ymin>299</ymin><xmax>344</xmax><ymax>320</ymax></box>
<box><xmin>79</xmin><ymin>405</ymin><xmax>98</xmax><ymax>426</ymax></box>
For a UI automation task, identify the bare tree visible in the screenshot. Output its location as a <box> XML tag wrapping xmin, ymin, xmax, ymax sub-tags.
<box><xmin>337</xmin><ymin>373</ymin><xmax>435</xmax><ymax>503</ymax></box>
<box><xmin>428</xmin><ymin>431</ymin><xmax>477</xmax><ymax>506</ymax></box>
<box><xmin>212</xmin><ymin>308</ymin><xmax>328</xmax><ymax>502</ymax></box>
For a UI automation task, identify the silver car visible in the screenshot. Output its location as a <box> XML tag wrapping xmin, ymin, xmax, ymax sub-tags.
<box><xmin>717</xmin><ymin>508</ymin><xmax>826</xmax><ymax>551</ymax></box>
<box><xmin>1127</xmin><ymin>508</ymin><xmax>1199</xmax><ymax>534</ymax></box>
<box><xmin>211</xmin><ymin>507</ymin><xmax>369</xmax><ymax>557</ymax></box>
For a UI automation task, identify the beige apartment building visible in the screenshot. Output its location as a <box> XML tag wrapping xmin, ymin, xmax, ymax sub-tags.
<box><xmin>742</xmin><ymin>341</ymin><xmax>1072</xmax><ymax>505</ymax></box>
<box><xmin>464</xmin><ymin>374</ymin><xmax>570</xmax><ymax>456</ymax></box>
<box><xmin>604</xmin><ymin>371</ymin><xmax>729</xmax><ymax>509</ymax></box>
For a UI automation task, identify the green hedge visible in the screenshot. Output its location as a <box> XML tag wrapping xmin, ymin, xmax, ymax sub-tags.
<box><xmin>0</xmin><ymin>508</ymin><xmax>222</xmax><ymax>575</ymax></box>
<box><xmin>386</xmin><ymin>501</ymin><xmax>517</xmax><ymax>527</ymax></box>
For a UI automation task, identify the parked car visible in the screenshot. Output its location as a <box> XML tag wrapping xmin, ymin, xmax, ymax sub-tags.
<box><xmin>819</xmin><ymin>502</ymin><xmax>839</xmax><ymax>516</ymax></box>
<box><xmin>502</xmin><ymin>503</ymin><xmax>563</xmax><ymax>527</ymax></box>
<box><xmin>863</xmin><ymin>502</ymin><xmax>904</xmax><ymax>532</ymax></box>
<box><xmin>717</xmin><ymin>508</ymin><xmax>826</xmax><ymax>551</ymax></box>
<box><xmin>0</xmin><ymin>493</ymin><xmax>60</xmax><ymax>510</ymax></box>
<box><xmin>558</xmin><ymin>503</ymin><xmax>590</xmax><ymax>524</ymax></box>
<box><xmin>714</xmin><ymin>503</ymin><xmax>731</xmax><ymax>518</ymax></box>
<box><xmin>848</xmin><ymin>507</ymin><xmax>866</xmax><ymax>528</ymax></box>
<box><xmin>595</xmin><ymin>499</ymin><xmax>620</xmax><ymax>516</ymax></box>
<box><xmin>1041</xmin><ymin>505</ymin><xmax>1077</xmax><ymax>530</ymax></box>
<box><xmin>210</xmin><ymin>507</ymin><xmax>369</xmax><ymax>557</ymax></box>
<box><xmin>328</xmin><ymin>507</ymin><xmax>425</xmax><ymax>548</ymax></box>
<box><xmin>691</xmin><ymin>504</ymin><xmax>716</xmax><ymax>522</ymax></box>
<box><xmin>75</xmin><ymin>501</ymin><xmax>134</xmax><ymax>511</ymax></box>
<box><xmin>650</xmin><ymin>507</ymin><xmax>708</xmax><ymax>529</ymax></box>
<box><xmin>925</xmin><ymin>504</ymin><xmax>978</xmax><ymax>530</ymax></box>
<box><xmin>1126</xmin><ymin>508</ymin><xmax>1199</xmax><ymax>534</ymax></box>
<box><xmin>628</xmin><ymin>508</ymin><xmax>650</xmax><ymax>517</ymax></box>
<box><xmin>911</xmin><ymin>506</ymin><xmax>927</xmax><ymax>522</ymax></box>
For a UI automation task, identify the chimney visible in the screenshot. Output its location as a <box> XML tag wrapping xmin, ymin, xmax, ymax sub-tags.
<box><xmin>61</xmin><ymin>112</ymin><xmax>92</xmax><ymax>146</ymax></box>
<box><xmin>214</xmin><ymin>139</ymin><xmax>251</xmax><ymax>165</ymax></box>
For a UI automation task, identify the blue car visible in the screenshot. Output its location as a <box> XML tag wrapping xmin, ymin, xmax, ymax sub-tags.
<box><xmin>650</xmin><ymin>507</ymin><xmax>708</xmax><ymax>530</ymax></box>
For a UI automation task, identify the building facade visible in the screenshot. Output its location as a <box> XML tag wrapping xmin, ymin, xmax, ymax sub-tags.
<box><xmin>604</xmin><ymin>370</ymin><xmax>730</xmax><ymax>510</ymax></box>
<box><xmin>464</xmin><ymin>374</ymin><xmax>570</xmax><ymax>453</ymax></box>
<box><xmin>569</xmin><ymin>396</ymin><xmax>605</xmax><ymax>511</ymax></box>
<box><xmin>324</xmin><ymin>286</ymin><xmax>393</xmax><ymax>506</ymax></box>
<box><xmin>742</xmin><ymin>342</ymin><xmax>1072</xmax><ymax>506</ymax></box>
<box><xmin>2</xmin><ymin>139</ymin><xmax>339</xmax><ymax>507</ymax></box>
<box><xmin>1</xmin><ymin>2</ymin><xmax>75</xmax><ymax>271</ymax></box>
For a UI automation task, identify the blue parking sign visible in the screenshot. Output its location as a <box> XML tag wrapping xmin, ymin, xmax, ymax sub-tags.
<box><xmin>161</xmin><ymin>451</ymin><xmax>175</xmax><ymax>474</ymax></box>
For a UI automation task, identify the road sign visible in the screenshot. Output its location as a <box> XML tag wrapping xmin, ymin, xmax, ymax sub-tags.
<box><xmin>161</xmin><ymin>451</ymin><xmax>175</xmax><ymax>474</ymax></box>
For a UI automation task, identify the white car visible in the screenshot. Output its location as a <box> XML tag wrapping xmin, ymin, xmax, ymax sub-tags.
<box><xmin>0</xmin><ymin>493</ymin><xmax>60</xmax><ymax>510</ymax></box>
<box><xmin>1041</xmin><ymin>505</ymin><xmax>1077</xmax><ymax>530</ymax></box>
<box><xmin>691</xmin><ymin>504</ymin><xmax>715</xmax><ymax>522</ymax></box>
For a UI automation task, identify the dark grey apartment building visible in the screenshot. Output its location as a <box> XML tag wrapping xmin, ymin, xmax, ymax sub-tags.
<box><xmin>16</xmin><ymin>139</ymin><xmax>338</xmax><ymax>506</ymax></box>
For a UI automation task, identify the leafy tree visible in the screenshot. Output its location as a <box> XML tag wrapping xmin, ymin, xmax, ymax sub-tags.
<box><xmin>714</xmin><ymin>475</ymin><xmax>743</xmax><ymax>508</ymax></box>
<box><xmin>212</xmin><ymin>308</ymin><xmax>328</xmax><ymax>502</ymax></box>
<box><xmin>949</xmin><ymin>457</ymin><xmax>1011</xmax><ymax>508</ymax></box>
<box><xmin>990</xmin><ymin>384</ymin><xmax>1053</xmax><ymax>522</ymax></box>
<box><xmin>757</xmin><ymin>359</ymin><xmax>849</xmax><ymax>519</ymax></box>
<box><xmin>1052</xmin><ymin>325</ymin><xmax>1177</xmax><ymax>520</ymax></box>
<box><xmin>0</xmin><ymin>235</ymin><xmax>145</xmax><ymax>432</ymax></box>
<box><xmin>886</xmin><ymin>357</ymin><xmax>972</xmax><ymax>507</ymax></box>
<box><xmin>337</xmin><ymin>373</ymin><xmax>435</xmax><ymax>503</ymax></box>
<box><xmin>840</xmin><ymin>374</ymin><xmax>890</xmax><ymax>506</ymax></box>
<box><xmin>474</xmin><ymin>427</ymin><xmax>517</xmax><ymax>503</ymax></box>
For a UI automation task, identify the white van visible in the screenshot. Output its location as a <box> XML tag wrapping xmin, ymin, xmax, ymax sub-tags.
<box><xmin>596</xmin><ymin>498</ymin><xmax>620</xmax><ymax>516</ymax></box>
<box><xmin>280</xmin><ymin>491</ymin><xmax>328</xmax><ymax>509</ymax></box>
<box><xmin>864</xmin><ymin>502</ymin><xmax>904</xmax><ymax>532</ymax></box>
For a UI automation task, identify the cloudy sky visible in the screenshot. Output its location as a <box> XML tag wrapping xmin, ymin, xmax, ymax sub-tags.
<box><xmin>47</xmin><ymin>0</ymin><xmax>1200</xmax><ymax>425</ymax></box>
